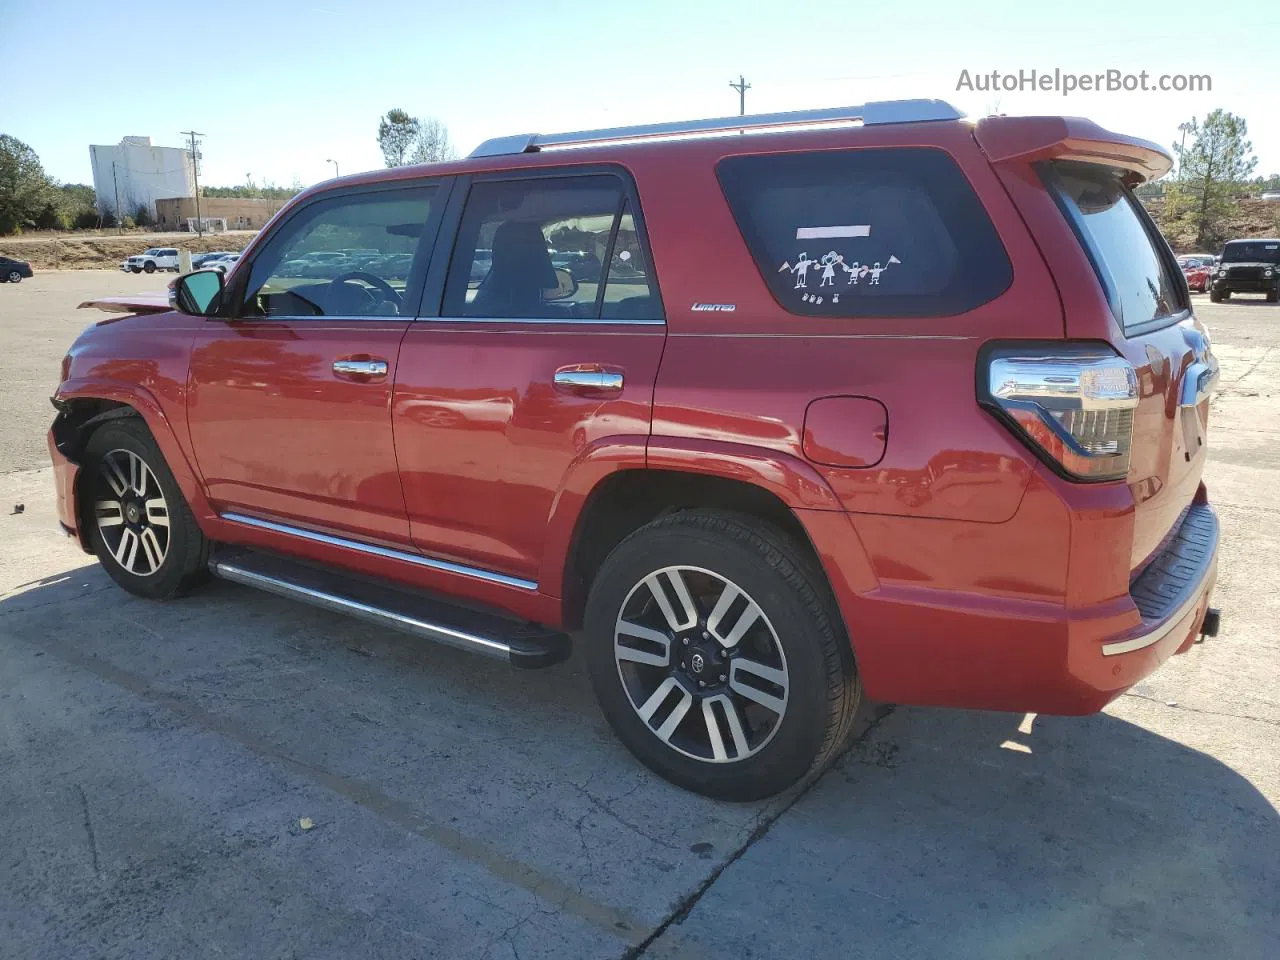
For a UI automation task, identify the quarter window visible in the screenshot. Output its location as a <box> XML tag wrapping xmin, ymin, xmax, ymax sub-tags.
<box><xmin>717</xmin><ymin>148</ymin><xmax>1012</xmax><ymax>318</ymax></box>
<box><xmin>442</xmin><ymin>175</ymin><xmax>660</xmax><ymax>320</ymax></box>
<box><xmin>240</xmin><ymin>187</ymin><xmax>436</xmax><ymax>318</ymax></box>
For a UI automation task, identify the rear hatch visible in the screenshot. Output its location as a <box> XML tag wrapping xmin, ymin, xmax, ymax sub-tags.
<box><xmin>974</xmin><ymin>116</ymin><xmax>1216</xmax><ymax>573</ymax></box>
<box><xmin>1041</xmin><ymin>160</ymin><xmax>1214</xmax><ymax>571</ymax></box>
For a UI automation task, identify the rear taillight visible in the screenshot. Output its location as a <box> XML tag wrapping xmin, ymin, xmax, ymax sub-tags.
<box><xmin>982</xmin><ymin>344</ymin><xmax>1139</xmax><ymax>482</ymax></box>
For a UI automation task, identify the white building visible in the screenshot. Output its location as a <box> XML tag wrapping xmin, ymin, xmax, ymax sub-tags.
<box><xmin>89</xmin><ymin>136</ymin><xmax>196</xmax><ymax>221</ymax></box>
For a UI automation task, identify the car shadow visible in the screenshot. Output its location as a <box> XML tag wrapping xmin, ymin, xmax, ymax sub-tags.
<box><xmin>3</xmin><ymin>568</ymin><xmax>1278</xmax><ymax>958</ymax></box>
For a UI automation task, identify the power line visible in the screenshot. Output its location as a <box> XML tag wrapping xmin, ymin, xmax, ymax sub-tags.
<box><xmin>180</xmin><ymin>130</ymin><xmax>206</xmax><ymax>237</ymax></box>
<box><xmin>730</xmin><ymin>75</ymin><xmax>751</xmax><ymax>116</ymax></box>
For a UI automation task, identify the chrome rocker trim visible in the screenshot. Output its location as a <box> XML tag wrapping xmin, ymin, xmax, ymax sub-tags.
<box><xmin>219</xmin><ymin>512</ymin><xmax>538</xmax><ymax>592</ymax></box>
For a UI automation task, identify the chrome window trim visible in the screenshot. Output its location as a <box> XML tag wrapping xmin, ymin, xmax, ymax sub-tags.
<box><xmin>422</xmin><ymin>314</ymin><xmax>665</xmax><ymax>327</ymax></box>
<box><xmin>220</xmin><ymin>512</ymin><xmax>539</xmax><ymax>591</ymax></box>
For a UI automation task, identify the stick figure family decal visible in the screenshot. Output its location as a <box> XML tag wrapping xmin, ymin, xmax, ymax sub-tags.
<box><xmin>775</xmin><ymin>223</ymin><xmax>901</xmax><ymax>305</ymax></box>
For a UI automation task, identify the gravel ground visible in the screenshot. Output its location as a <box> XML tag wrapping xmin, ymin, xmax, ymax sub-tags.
<box><xmin>1</xmin><ymin>273</ymin><xmax>1277</xmax><ymax>959</ymax></box>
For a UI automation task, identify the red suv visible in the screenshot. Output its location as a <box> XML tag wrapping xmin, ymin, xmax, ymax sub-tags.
<box><xmin>49</xmin><ymin>100</ymin><xmax>1222</xmax><ymax>800</ymax></box>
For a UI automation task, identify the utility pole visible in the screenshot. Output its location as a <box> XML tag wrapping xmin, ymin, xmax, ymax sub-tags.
<box><xmin>730</xmin><ymin>75</ymin><xmax>751</xmax><ymax>116</ymax></box>
<box><xmin>111</xmin><ymin>162</ymin><xmax>123</xmax><ymax>235</ymax></box>
<box><xmin>181</xmin><ymin>130</ymin><xmax>205</xmax><ymax>237</ymax></box>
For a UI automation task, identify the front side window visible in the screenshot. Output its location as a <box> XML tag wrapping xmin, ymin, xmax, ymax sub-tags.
<box><xmin>1045</xmin><ymin>161</ymin><xmax>1186</xmax><ymax>330</ymax></box>
<box><xmin>241</xmin><ymin>186</ymin><xmax>436</xmax><ymax>318</ymax></box>
<box><xmin>442</xmin><ymin>174</ymin><xmax>660</xmax><ymax>320</ymax></box>
<box><xmin>717</xmin><ymin>148</ymin><xmax>1012</xmax><ymax>318</ymax></box>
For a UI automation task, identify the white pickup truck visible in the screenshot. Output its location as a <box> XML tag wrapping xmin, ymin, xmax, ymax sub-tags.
<box><xmin>120</xmin><ymin>248</ymin><xmax>181</xmax><ymax>274</ymax></box>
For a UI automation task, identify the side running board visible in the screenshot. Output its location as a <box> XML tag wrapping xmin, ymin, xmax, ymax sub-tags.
<box><xmin>209</xmin><ymin>549</ymin><xmax>571</xmax><ymax>669</ymax></box>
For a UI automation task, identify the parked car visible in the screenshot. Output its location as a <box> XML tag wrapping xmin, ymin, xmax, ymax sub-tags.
<box><xmin>0</xmin><ymin>255</ymin><xmax>33</xmax><ymax>283</ymax></box>
<box><xmin>203</xmin><ymin>254</ymin><xmax>241</xmax><ymax>274</ymax></box>
<box><xmin>120</xmin><ymin>248</ymin><xmax>180</xmax><ymax>274</ymax></box>
<box><xmin>1210</xmin><ymin>238</ymin><xmax>1280</xmax><ymax>302</ymax></box>
<box><xmin>1178</xmin><ymin>255</ymin><xmax>1213</xmax><ymax>293</ymax></box>
<box><xmin>49</xmin><ymin>101</ymin><xmax>1222</xmax><ymax>800</ymax></box>
<box><xmin>192</xmin><ymin>251</ymin><xmax>237</xmax><ymax>269</ymax></box>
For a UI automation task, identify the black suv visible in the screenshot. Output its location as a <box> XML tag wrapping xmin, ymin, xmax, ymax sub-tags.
<box><xmin>1210</xmin><ymin>238</ymin><xmax>1280</xmax><ymax>302</ymax></box>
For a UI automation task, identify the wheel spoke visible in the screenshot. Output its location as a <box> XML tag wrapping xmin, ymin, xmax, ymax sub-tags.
<box><xmin>113</xmin><ymin>527</ymin><xmax>140</xmax><ymax>570</ymax></box>
<box><xmin>139</xmin><ymin>527</ymin><xmax>165</xmax><ymax>573</ymax></box>
<box><xmin>95</xmin><ymin>500</ymin><xmax>124</xmax><ymax>527</ymax></box>
<box><xmin>101</xmin><ymin>456</ymin><xmax>129</xmax><ymax>497</ymax></box>
<box><xmin>145</xmin><ymin>498</ymin><xmax>169</xmax><ymax>527</ymax></box>
<box><xmin>706</xmin><ymin>583</ymin><xmax>761</xmax><ymax>649</ymax></box>
<box><xmin>654</xmin><ymin>684</ymin><xmax>694</xmax><ymax>744</ymax></box>
<box><xmin>636</xmin><ymin>675</ymin><xmax>679</xmax><ymax>723</ymax></box>
<box><xmin>616</xmin><ymin>620</ymin><xmax>671</xmax><ymax>668</ymax></box>
<box><xmin>729</xmin><ymin>657</ymin><xmax>788</xmax><ymax>716</ymax></box>
<box><xmin>703</xmin><ymin>694</ymin><xmax>750</xmax><ymax>760</ymax></box>
<box><xmin>128</xmin><ymin>452</ymin><xmax>147</xmax><ymax>497</ymax></box>
<box><xmin>645</xmin><ymin>570</ymin><xmax>699</xmax><ymax>632</ymax></box>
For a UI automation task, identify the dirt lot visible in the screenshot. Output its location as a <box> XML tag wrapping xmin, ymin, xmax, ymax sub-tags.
<box><xmin>0</xmin><ymin>232</ymin><xmax>256</xmax><ymax>271</ymax></box>
<box><xmin>1</xmin><ymin>273</ymin><xmax>1277</xmax><ymax>959</ymax></box>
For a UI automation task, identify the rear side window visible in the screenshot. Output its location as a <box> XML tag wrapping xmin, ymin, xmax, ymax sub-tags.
<box><xmin>717</xmin><ymin>148</ymin><xmax>1012</xmax><ymax>318</ymax></box>
<box><xmin>1044</xmin><ymin>161</ymin><xmax>1187</xmax><ymax>330</ymax></box>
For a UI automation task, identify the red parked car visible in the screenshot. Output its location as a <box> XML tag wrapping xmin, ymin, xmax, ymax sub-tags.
<box><xmin>1178</xmin><ymin>255</ymin><xmax>1213</xmax><ymax>293</ymax></box>
<box><xmin>48</xmin><ymin>101</ymin><xmax>1222</xmax><ymax>800</ymax></box>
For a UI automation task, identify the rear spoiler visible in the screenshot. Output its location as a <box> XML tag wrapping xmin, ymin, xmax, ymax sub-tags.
<box><xmin>974</xmin><ymin>116</ymin><xmax>1172</xmax><ymax>185</ymax></box>
<box><xmin>78</xmin><ymin>291</ymin><xmax>171</xmax><ymax>315</ymax></box>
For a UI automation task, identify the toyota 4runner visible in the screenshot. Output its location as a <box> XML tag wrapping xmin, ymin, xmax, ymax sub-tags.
<box><xmin>50</xmin><ymin>100</ymin><xmax>1222</xmax><ymax>800</ymax></box>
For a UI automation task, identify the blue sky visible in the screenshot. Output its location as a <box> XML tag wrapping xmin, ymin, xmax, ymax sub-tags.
<box><xmin>3</xmin><ymin>0</ymin><xmax>1277</xmax><ymax>189</ymax></box>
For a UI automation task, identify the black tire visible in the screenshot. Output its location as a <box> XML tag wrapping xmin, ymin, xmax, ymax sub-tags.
<box><xmin>1266</xmin><ymin>290</ymin><xmax>1278</xmax><ymax>303</ymax></box>
<box><xmin>143</xmin><ymin>261</ymin><xmax>156</xmax><ymax>274</ymax></box>
<box><xmin>7</xmin><ymin>271</ymin><xmax>20</xmax><ymax>283</ymax></box>
<box><xmin>584</xmin><ymin>510</ymin><xmax>860</xmax><ymax>801</ymax></box>
<box><xmin>129</xmin><ymin>265</ymin><xmax>142</xmax><ymax>274</ymax></box>
<box><xmin>83</xmin><ymin>418</ymin><xmax>210</xmax><ymax>600</ymax></box>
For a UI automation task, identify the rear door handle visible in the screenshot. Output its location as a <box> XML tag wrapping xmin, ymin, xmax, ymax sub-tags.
<box><xmin>332</xmin><ymin>358</ymin><xmax>389</xmax><ymax>380</ymax></box>
<box><xmin>553</xmin><ymin>366</ymin><xmax>624</xmax><ymax>396</ymax></box>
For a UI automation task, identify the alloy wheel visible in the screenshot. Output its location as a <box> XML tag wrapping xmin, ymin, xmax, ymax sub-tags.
<box><xmin>614</xmin><ymin>565</ymin><xmax>789</xmax><ymax>763</ymax></box>
<box><xmin>7</xmin><ymin>271</ymin><xmax>19</xmax><ymax>283</ymax></box>
<box><xmin>93</xmin><ymin>448</ymin><xmax>170</xmax><ymax>576</ymax></box>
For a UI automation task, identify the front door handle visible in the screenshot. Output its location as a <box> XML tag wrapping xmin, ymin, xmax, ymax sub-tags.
<box><xmin>553</xmin><ymin>366</ymin><xmax>624</xmax><ymax>396</ymax></box>
<box><xmin>333</xmin><ymin>357</ymin><xmax>389</xmax><ymax>380</ymax></box>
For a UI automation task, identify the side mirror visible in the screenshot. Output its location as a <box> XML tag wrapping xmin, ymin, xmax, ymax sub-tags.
<box><xmin>543</xmin><ymin>266</ymin><xmax>578</xmax><ymax>302</ymax></box>
<box><xmin>170</xmin><ymin>269</ymin><xmax>225</xmax><ymax>316</ymax></box>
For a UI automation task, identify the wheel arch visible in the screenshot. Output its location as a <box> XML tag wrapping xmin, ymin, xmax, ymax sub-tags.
<box><xmin>555</xmin><ymin>465</ymin><xmax>866</xmax><ymax>641</ymax></box>
<box><xmin>54</xmin><ymin>380</ymin><xmax>214</xmax><ymax>531</ymax></box>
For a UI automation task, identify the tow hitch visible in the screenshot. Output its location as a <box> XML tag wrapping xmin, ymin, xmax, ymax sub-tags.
<box><xmin>1198</xmin><ymin>607</ymin><xmax>1222</xmax><ymax>642</ymax></box>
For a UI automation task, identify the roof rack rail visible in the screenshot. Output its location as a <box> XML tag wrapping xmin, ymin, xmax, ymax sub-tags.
<box><xmin>469</xmin><ymin>99</ymin><xmax>965</xmax><ymax>158</ymax></box>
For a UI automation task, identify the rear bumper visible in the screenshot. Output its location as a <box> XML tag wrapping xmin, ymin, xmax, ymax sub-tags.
<box><xmin>818</xmin><ymin>493</ymin><xmax>1220</xmax><ymax>715</ymax></box>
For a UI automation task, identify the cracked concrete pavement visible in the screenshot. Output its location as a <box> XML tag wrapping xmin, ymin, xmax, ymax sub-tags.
<box><xmin>1</xmin><ymin>273</ymin><xmax>1277</xmax><ymax>958</ymax></box>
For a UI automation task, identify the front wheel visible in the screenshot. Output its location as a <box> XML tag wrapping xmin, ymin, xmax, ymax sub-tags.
<box><xmin>143</xmin><ymin>261</ymin><xmax>156</xmax><ymax>274</ymax></box>
<box><xmin>1209</xmin><ymin>287</ymin><xmax>1223</xmax><ymax>303</ymax></box>
<box><xmin>129</xmin><ymin>265</ymin><xmax>142</xmax><ymax>274</ymax></box>
<box><xmin>7</xmin><ymin>271</ymin><xmax>21</xmax><ymax>283</ymax></box>
<box><xmin>585</xmin><ymin>511</ymin><xmax>860</xmax><ymax>801</ymax></box>
<box><xmin>83</xmin><ymin>419</ymin><xmax>210</xmax><ymax>599</ymax></box>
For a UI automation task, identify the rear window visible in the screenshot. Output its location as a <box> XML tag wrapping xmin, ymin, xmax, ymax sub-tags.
<box><xmin>1044</xmin><ymin>161</ymin><xmax>1187</xmax><ymax>330</ymax></box>
<box><xmin>716</xmin><ymin>148</ymin><xmax>1012</xmax><ymax>318</ymax></box>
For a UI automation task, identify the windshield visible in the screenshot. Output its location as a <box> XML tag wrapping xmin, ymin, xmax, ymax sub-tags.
<box><xmin>1222</xmin><ymin>241</ymin><xmax>1280</xmax><ymax>263</ymax></box>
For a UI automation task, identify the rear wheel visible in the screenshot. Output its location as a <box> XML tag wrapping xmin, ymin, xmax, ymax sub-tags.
<box><xmin>584</xmin><ymin>510</ymin><xmax>859</xmax><ymax>801</ymax></box>
<box><xmin>84</xmin><ymin>419</ymin><xmax>210</xmax><ymax>599</ymax></box>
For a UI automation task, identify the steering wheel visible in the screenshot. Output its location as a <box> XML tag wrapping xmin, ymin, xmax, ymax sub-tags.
<box><xmin>326</xmin><ymin>271</ymin><xmax>403</xmax><ymax>309</ymax></box>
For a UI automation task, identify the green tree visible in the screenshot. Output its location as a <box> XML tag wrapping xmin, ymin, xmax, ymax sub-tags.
<box><xmin>0</xmin><ymin>134</ymin><xmax>57</xmax><ymax>235</ymax></box>
<box><xmin>134</xmin><ymin>203</ymin><xmax>154</xmax><ymax>228</ymax></box>
<box><xmin>377</xmin><ymin>108</ymin><xmax>420</xmax><ymax>167</ymax></box>
<box><xmin>1169</xmin><ymin>110</ymin><xmax>1258</xmax><ymax>249</ymax></box>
